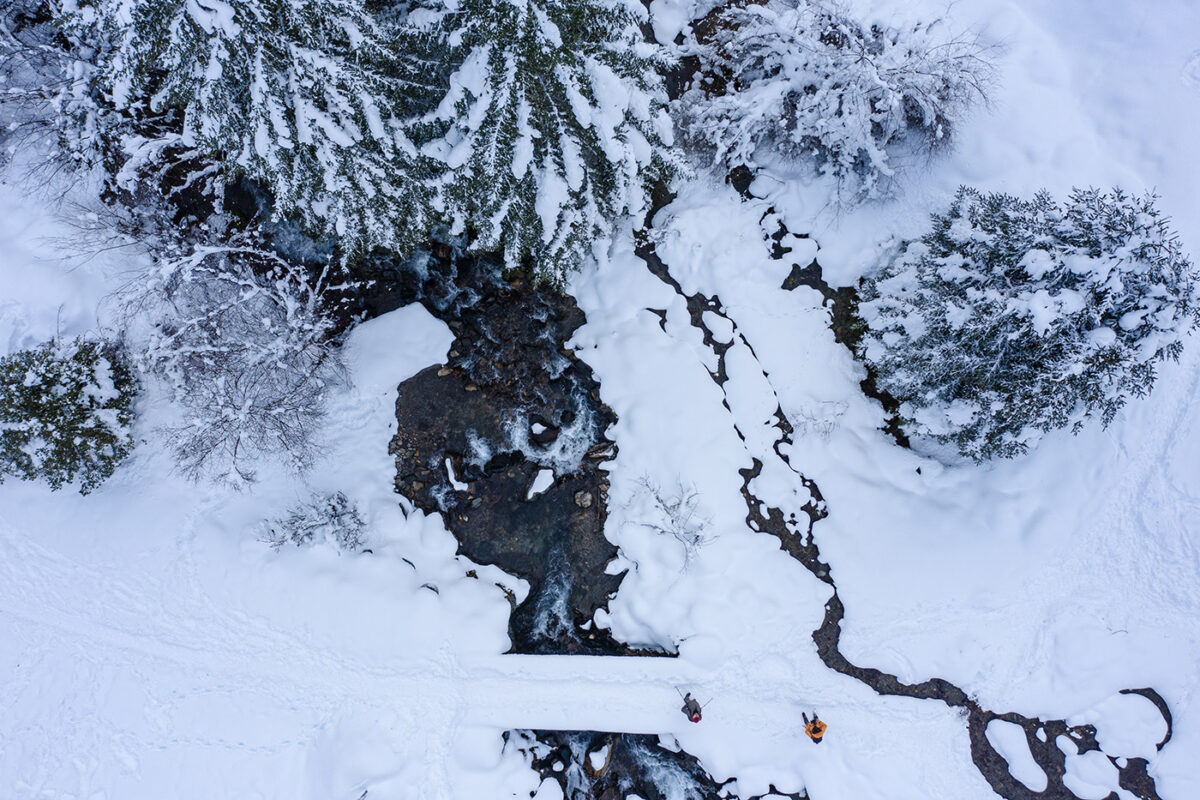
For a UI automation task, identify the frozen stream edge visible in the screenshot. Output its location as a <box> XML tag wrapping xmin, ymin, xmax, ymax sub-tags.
<box><xmin>630</xmin><ymin>231</ymin><xmax>1173</xmax><ymax>800</ymax></box>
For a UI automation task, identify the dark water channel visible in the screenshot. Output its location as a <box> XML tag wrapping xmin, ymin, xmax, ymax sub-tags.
<box><xmin>361</xmin><ymin>246</ymin><xmax>728</xmax><ymax>796</ymax></box>
<box><xmin>508</xmin><ymin>730</ymin><xmax>805</xmax><ymax>800</ymax></box>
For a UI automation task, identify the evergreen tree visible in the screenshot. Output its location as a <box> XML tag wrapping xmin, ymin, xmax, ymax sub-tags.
<box><xmin>859</xmin><ymin>187</ymin><xmax>1198</xmax><ymax>461</ymax></box>
<box><xmin>69</xmin><ymin>0</ymin><xmax>437</xmax><ymax>254</ymax></box>
<box><xmin>0</xmin><ymin>337</ymin><xmax>137</xmax><ymax>493</ymax></box>
<box><xmin>418</xmin><ymin>0</ymin><xmax>680</xmax><ymax>284</ymax></box>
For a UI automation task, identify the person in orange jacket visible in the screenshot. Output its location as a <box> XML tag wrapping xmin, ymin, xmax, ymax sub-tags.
<box><xmin>803</xmin><ymin>711</ymin><xmax>826</xmax><ymax>743</ymax></box>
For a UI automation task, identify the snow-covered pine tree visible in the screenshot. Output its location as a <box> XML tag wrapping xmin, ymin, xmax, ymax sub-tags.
<box><xmin>418</xmin><ymin>0</ymin><xmax>679</xmax><ymax>285</ymax></box>
<box><xmin>68</xmin><ymin>0</ymin><xmax>437</xmax><ymax>254</ymax></box>
<box><xmin>859</xmin><ymin>187</ymin><xmax>1198</xmax><ymax>461</ymax></box>
<box><xmin>682</xmin><ymin>0</ymin><xmax>993</xmax><ymax>202</ymax></box>
<box><xmin>0</xmin><ymin>337</ymin><xmax>137</xmax><ymax>493</ymax></box>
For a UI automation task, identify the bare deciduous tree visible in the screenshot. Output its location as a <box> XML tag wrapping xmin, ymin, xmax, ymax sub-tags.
<box><xmin>133</xmin><ymin>237</ymin><xmax>349</xmax><ymax>484</ymax></box>
<box><xmin>630</xmin><ymin>477</ymin><xmax>714</xmax><ymax>570</ymax></box>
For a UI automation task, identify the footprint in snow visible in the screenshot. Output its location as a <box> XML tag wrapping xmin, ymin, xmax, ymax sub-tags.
<box><xmin>1184</xmin><ymin>49</ymin><xmax>1200</xmax><ymax>89</ymax></box>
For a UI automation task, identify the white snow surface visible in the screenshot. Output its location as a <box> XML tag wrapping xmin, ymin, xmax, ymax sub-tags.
<box><xmin>3</xmin><ymin>1</ymin><xmax>1200</xmax><ymax>798</ymax></box>
<box><xmin>527</xmin><ymin>467</ymin><xmax>556</xmax><ymax>500</ymax></box>
<box><xmin>985</xmin><ymin>720</ymin><xmax>1047</xmax><ymax>792</ymax></box>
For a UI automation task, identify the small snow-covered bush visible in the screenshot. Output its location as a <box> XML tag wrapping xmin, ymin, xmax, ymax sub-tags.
<box><xmin>127</xmin><ymin>232</ymin><xmax>348</xmax><ymax>484</ymax></box>
<box><xmin>261</xmin><ymin>491</ymin><xmax>366</xmax><ymax>551</ymax></box>
<box><xmin>859</xmin><ymin>187</ymin><xmax>1198</xmax><ymax>461</ymax></box>
<box><xmin>682</xmin><ymin>0</ymin><xmax>993</xmax><ymax>200</ymax></box>
<box><xmin>418</xmin><ymin>0</ymin><xmax>681</xmax><ymax>284</ymax></box>
<box><xmin>0</xmin><ymin>337</ymin><xmax>136</xmax><ymax>493</ymax></box>
<box><xmin>629</xmin><ymin>478</ymin><xmax>713</xmax><ymax>568</ymax></box>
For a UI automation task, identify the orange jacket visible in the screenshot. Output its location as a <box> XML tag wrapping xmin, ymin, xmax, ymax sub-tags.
<box><xmin>805</xmin><ymin>719</ymin><xmax>827</xmax><ymax>740</ymax></box>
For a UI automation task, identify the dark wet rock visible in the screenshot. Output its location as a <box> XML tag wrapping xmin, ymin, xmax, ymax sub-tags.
<box><xmin>509</xmin><ymin>730</ymin><xmax>799</xmax><ymax>800</ymax></box>
<box><xmin>531</xmin><ymin>417</ymin><xmax>561</xmax><ymax>445</ymax></box>
<box><xmin>727</xmin><ymin>165</ymin><xmax>756</xmax><ymax>199</ymax></box>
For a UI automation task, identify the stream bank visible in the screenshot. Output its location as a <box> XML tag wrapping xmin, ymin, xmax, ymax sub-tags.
<box><xmin>632</xmin><ymin>180</ymin><xmax>1171</xmax><ymax>800</ymax></box>
<box><xmin>366</xmin><ymin>246</ymin><xmax>661</xmax><ymax>656</ymax></box>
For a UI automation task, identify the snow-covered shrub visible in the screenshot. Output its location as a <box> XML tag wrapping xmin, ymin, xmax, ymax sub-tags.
<box><xmin>67</xmin><ymin>0</ymin><xmax>437</xmax><ymax>254</ymax></box>
<box><xmin>682</xmin><ymin>0</ymin><xmax>993</xmax><ymax>201</ymax></box>
<box><xmin>260</xmin><ymin>491</ymin><xmax>366</xmax><ymax>551</ymax></box>
<box><xmin>126</xmin><ymin>231</ymin><xmax>348</xmax><ymax>484</ymax></box>
<box><xmin>859</xmin><ymin>187</ymin><xmax>1198</xmax><ymax>461</ymax></box>
<box><xmin>0</xmin><ymin>337</ymin><xmax>136</xmax><ymax>493</ymax></box>
<box><xmin>418</xmin><ymin>0</ymin><xmax>681</xmax><ymax>284</ymax></box>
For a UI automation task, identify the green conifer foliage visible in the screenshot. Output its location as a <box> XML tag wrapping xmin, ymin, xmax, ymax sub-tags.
<box><xmin>860</xmin><ymin>187</ymin><xmax>1198</xmax><ymax>461</ymax></box>
<box><xmin>421</xmin><ymin>0</ymin><xmax>680</xmax><ymax>284</ymax></box>
<box><xmin>0</xmin><ymin>338</ymin><xmax>137</xmax><ymax>493</ymax></box>
<box><xmin>71</xmin><ymin>0</ymin><xmax>436</xmax><ymax>254</ymax></box>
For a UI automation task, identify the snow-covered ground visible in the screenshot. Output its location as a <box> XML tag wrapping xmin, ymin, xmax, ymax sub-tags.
<box><xmin>3</xmin><ymin>1</ymin><xmax>1198</xmax><ymax>799</ymax></box>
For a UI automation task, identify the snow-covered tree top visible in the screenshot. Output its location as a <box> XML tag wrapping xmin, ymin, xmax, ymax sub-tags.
<box><xmin>71</xmin><ymin>0</ymin><xmax>437</xmax><ymax>253</ymax></box>
<box><xmin>416</xmin><ymin>0</ymin><xmax>681</xmax><ymax>283</ymax></box>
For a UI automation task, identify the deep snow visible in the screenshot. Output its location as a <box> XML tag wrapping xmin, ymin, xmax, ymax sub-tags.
<box><xmin>2</xmin><ymin>0</ymin><xmax>1199</xmax><ymax>798</ymax></box>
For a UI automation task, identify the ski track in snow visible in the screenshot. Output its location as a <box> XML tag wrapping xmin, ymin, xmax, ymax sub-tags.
<box><xmin>0</xmin><ymin>513</ymin><xmax>824</xmax><ymax>796</ymax></box>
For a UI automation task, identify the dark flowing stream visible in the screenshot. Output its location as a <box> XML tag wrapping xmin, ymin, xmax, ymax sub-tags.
<box><xmin>374</xmin><ymin>246</ymin><xmax>658</xmax><ymax>656</ymax></box>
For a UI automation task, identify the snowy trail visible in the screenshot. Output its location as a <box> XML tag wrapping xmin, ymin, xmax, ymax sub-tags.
<box><xmin>1</xmin><ymin>482</ymin><xmax>850</xmax><ymax>800</ymax></box>
<box><xmin>0</xmin><ymin>567</ymin><xmax>766</xmax><ymax>739</ymax></box>
<box><xmin>0</xmin><ymin>528</ymin><xmax>750</xmax><ymax>736</ymax></box>
<box><xmin>1</xmin><ymin>564</ymin><xmax>805</xmax><ymax>800</ymax></box>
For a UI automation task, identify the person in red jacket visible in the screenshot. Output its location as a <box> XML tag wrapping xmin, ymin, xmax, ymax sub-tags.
<box><xmin>681</xmin><ymin>692</ymin><xmax>703</xmax><ymax>723</ymax></box>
